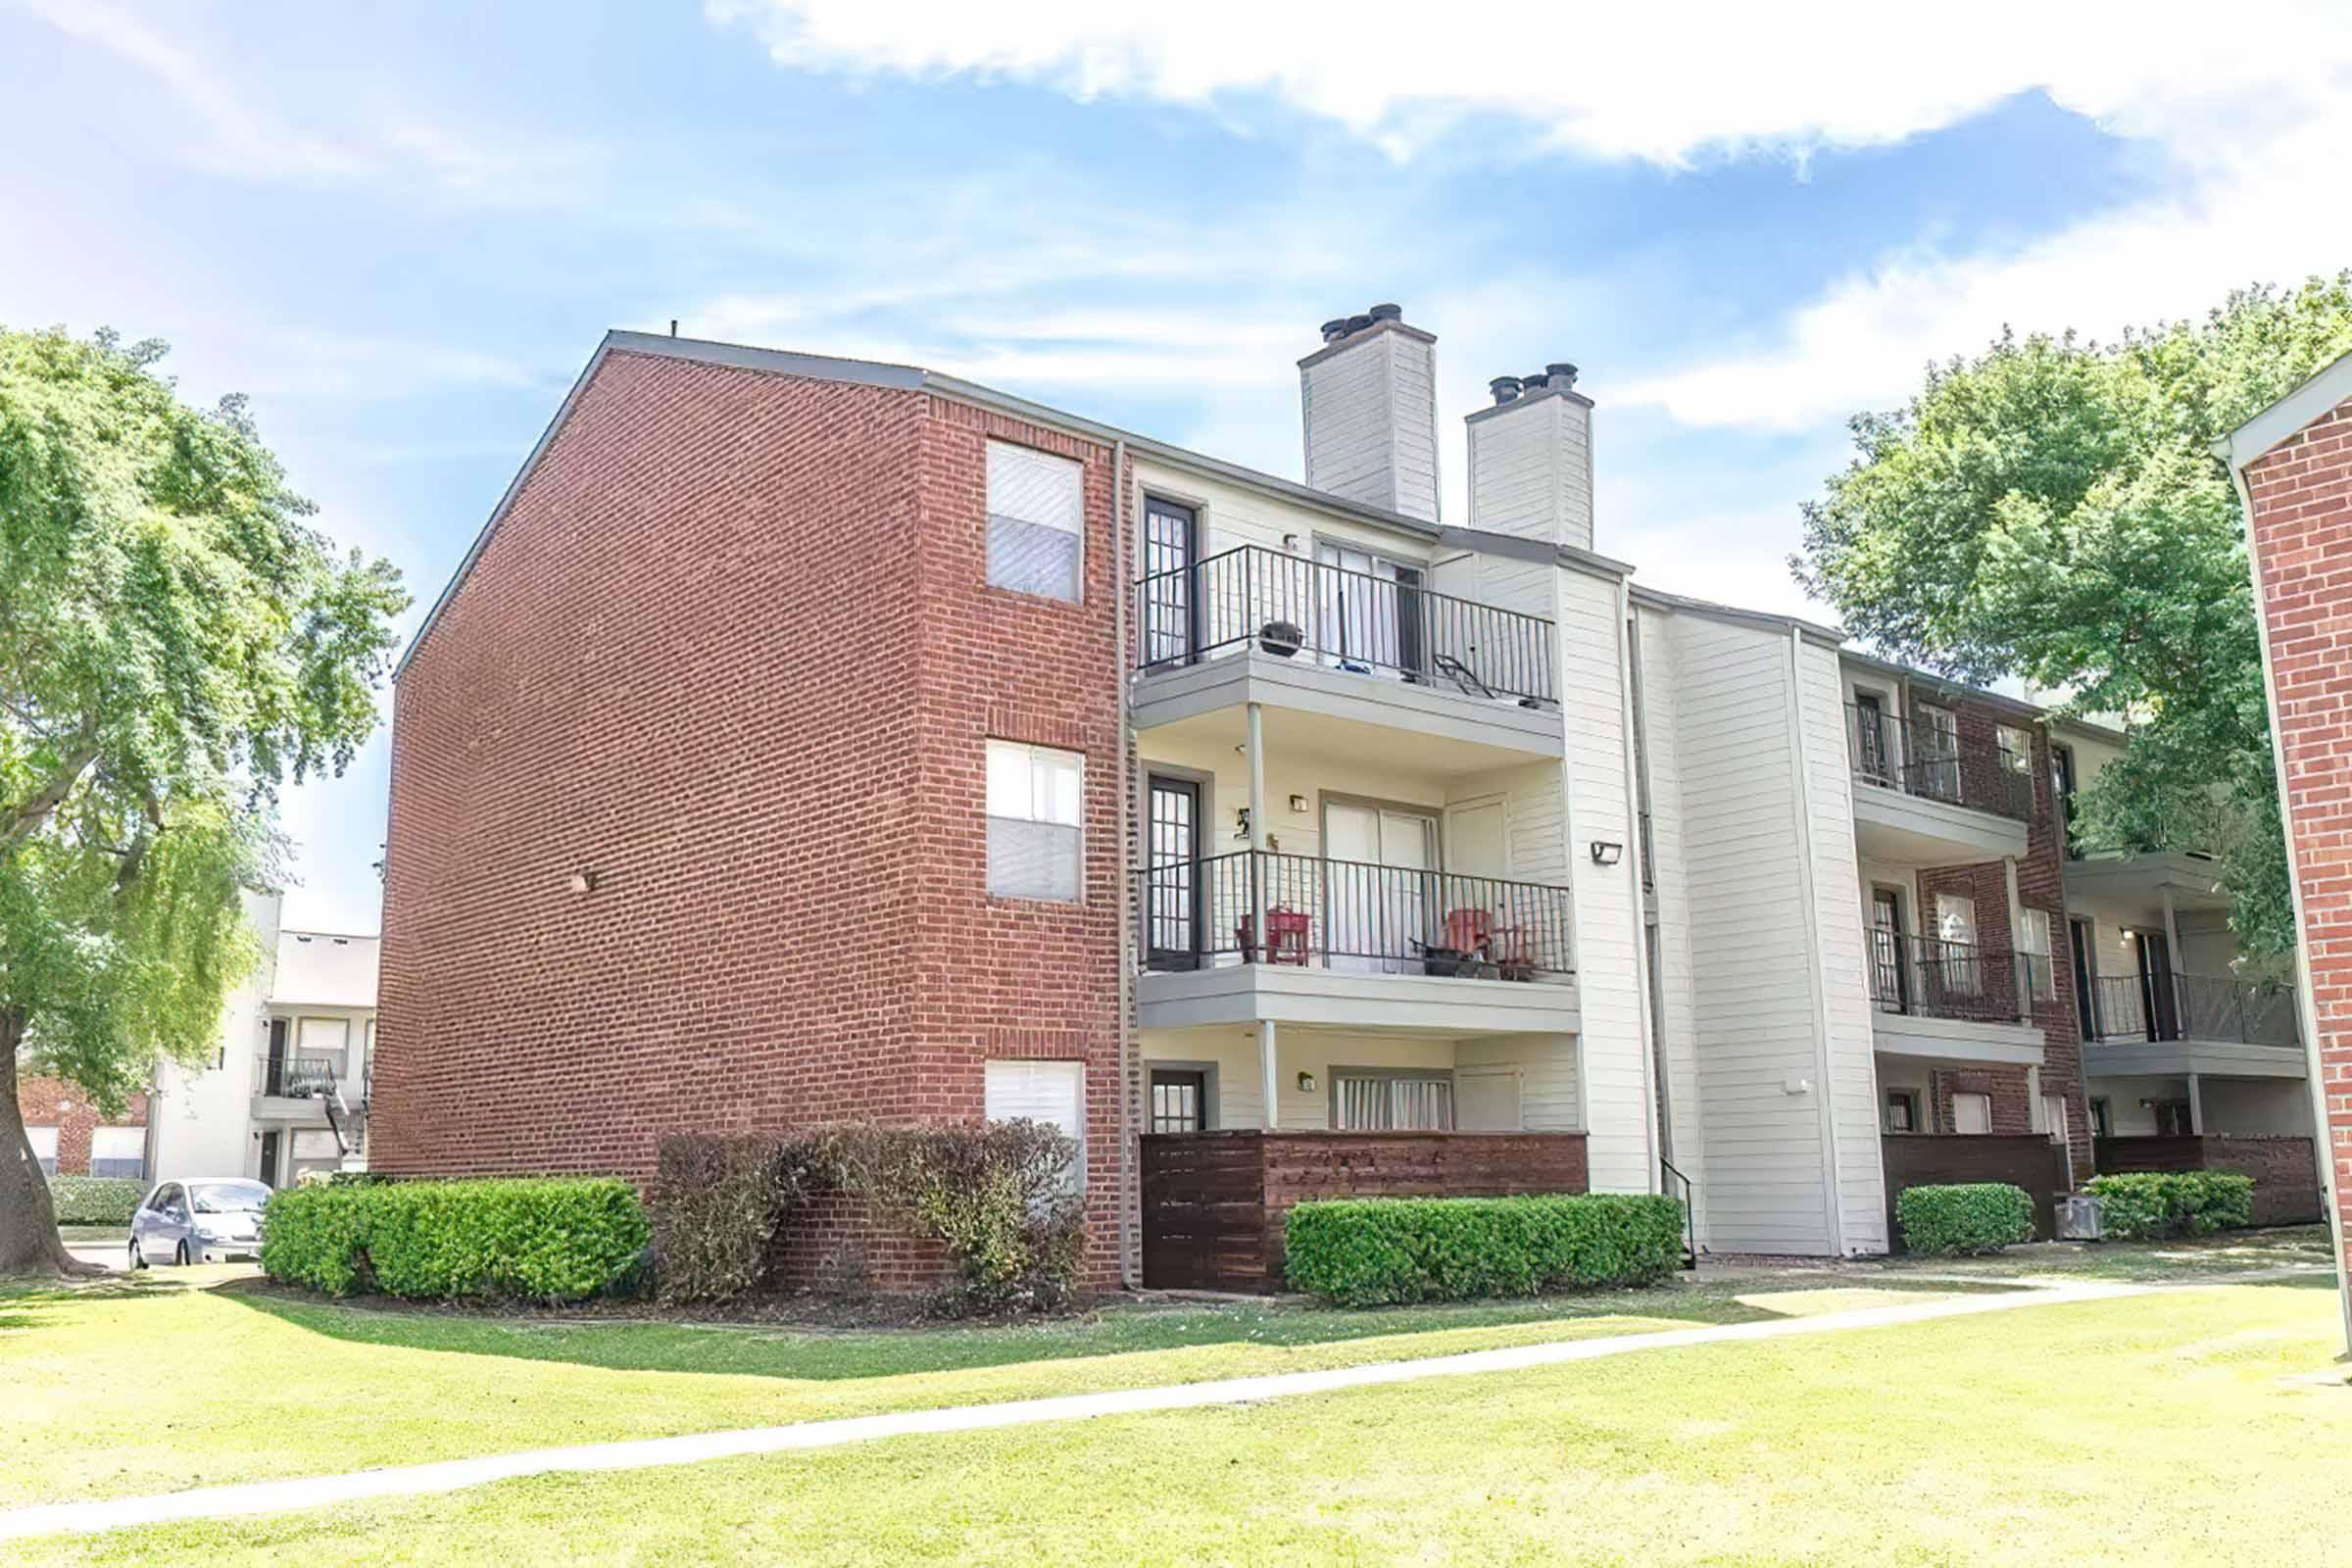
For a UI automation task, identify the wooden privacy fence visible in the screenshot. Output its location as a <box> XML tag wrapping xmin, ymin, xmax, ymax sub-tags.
<box><xmin>1882</xmin><ymin>1134</ymin><xmax>2070</xmax><ymax>1249</ymax></box>
<box><xmin>2093</xmin><ymin>1135</ymin><xmax>2324</xmax><ymax>1226</ymax></box>
<box><xmin>1139</xmin><ymin>1130</ymin><xmax>1589</xmax><ymax>1292</ymax></box>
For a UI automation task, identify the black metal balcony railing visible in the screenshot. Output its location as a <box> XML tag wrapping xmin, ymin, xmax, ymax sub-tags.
<box><xmin>1135</xmin><ymin>544</ymin><xmax>1556</xmax><ymax>706</ymax></box>
<box><xmin>1846</xmin><ymin>705</ymin><xmax>2034</xmax><ymax>821</ymax></box>
<box><xmin>255</xmin><ymin>1054</ymin><xmax>340</xmax><ymax>1099</ymax></box>
<box><xmin>1137</xmin><ymin>850</ymin><xmax>1574</xmax><ymax>980</ymax></box>
<box><xmin>1868</xmin><ymin>931</ymin><xmax>2041</xmax><ymax>1024</ymax></box>
<box><xmin>2085</xmin><ymin>970</ymin><xmax>2299</xmax><ymax>1049</ymax></box>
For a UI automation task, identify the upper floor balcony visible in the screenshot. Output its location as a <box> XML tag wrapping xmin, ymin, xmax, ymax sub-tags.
<box><xmin>1846</xmin><ymin>703</ymin><xmax>2034</xmax><ymax>863</ymax></box>
<box><xmin>2082</xmin><ymin>969</ymin><xmax>2306</xmax><ymax>1078</ymax></box>
<box><xmin>1134</xmin><ymin>848</ymin><xmax>1579</xmax><ymax>1034</ymax></box>
<box><xmin>1130</xmin><ymin>544</ymin><xmax>1563</xmax><ymax>764</ymax></box>
<box><xmin>1867</xmin><ymin>931</ymin><xmax>2047</xmax><ymax>1066</ymax></box>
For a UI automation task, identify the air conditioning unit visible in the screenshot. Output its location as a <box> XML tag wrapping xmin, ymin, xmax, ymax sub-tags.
<box><xmin>2055</xmin><ymin>1194</ymin><xmax>2104</xmax><ymax>1242</ymax></box>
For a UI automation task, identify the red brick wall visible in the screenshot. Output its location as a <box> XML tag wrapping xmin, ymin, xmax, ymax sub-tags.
<box><xmin>18</xmin><ymin>1076</ymin><xmax>149</xmax><ymax>1176</ymax></box>
<box><xmin>376</xmin><ymin>349</ymin><xmax>1131</xmax><ymax>1290</ymax></box>
<box><xmin>2243</xmin><ymin>388</ymin><xmax>2352</xmax><ymax>1292</ymax></box>
<box><xmin>1916</xmin><ymin>702</ymin><xmax>2090</xmax><ymax>1177</ymax></box>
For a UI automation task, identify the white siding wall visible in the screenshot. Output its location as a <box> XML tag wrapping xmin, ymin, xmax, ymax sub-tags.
<box><xmin>1455</xmin><ymin>1034</ymin><xmax>1583</xmax><ymax>1130</ymax></box>
<box><xmin>1465</xmin><ymin>394</ymin><xmax>1594</xmax><ymax>552</ymax></box>
<box><xmin>151</xmin><ymin>889</ymin><xmax>284</xmax><ymax>1183</ymax></box>
<box><xmin>1554</xmin><ymin>568</ymin><xmax>1653</xmax><ymax>1193</ymax></box>
<box><xmin>1299</xmin><ymin>328</ymin><xmax>1439</xmax><ymax>523</ymax></box>
<box><xmin>1659</xmin><ymin>613</ymin><xmax>1836</xmax><ymax>1252</ymax></box>
<box><xmin>1635</xmin><ymin>605</ymin><xmax>1709</xmax><ymax>1235</ymax></box>
<box><xmin>1795</xmin><ymin>637</ymin><xmax>1889</xmax><ymax>1252</ymax></box>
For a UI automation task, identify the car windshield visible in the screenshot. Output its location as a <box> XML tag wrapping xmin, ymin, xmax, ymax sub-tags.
<box><xmin>188</xmin><ymin>1181</ymin><xmax>271</xmax><ymax>1213</ymax></box>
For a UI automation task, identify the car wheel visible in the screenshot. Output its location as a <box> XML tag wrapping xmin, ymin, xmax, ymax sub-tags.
<box><xmin>174</xmin><ymin>1240</ymin><xmax>190</xmax><ymax>1267</ymax></box>
<box><xmin>127</xmin><ymin>1240</ymin><xmax>146</xmax><ymax>1271</ymax></box>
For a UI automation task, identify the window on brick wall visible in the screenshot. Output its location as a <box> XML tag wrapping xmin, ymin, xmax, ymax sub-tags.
<box><xmin>986</xmin><ymin>440</ymin><xmax>1083</xmax><ymax>601</ymax></box>
<box><xmin>1996</xmin><ymin>723</ymin><xmax>2034</xmax><ymax>775</ymax></box>
<box><xmin>89</xmin><ymin>1125</ymin><xmax>145</xmax><ymax>1180</ymax></box>
<box><xmin>2040</xmin><ymin>1094</ymin><xmax>2070</xmax><ymax>1146</ymax></box>
<box><xmin>987</xmin><ymin>741</ymin><xmax>1084</xmax><ymax>902</ymax></box>
<box><xmin>984</xmin><ymin>1059</ymin><xmax>1086</xmax><ymax>1190</ymax></box>
<box><xmin>2019</xmin><ymin>907</ymin><xmax>2055</xmax><ymax>1002</ymax></box>
<box><xmin>1951</xmin><ymin>1092</ymin><xmax>1992</xmax><ymax>1135</ymax></box>
<box><xmin>26</xmin><ymin>1124</ymin><xmax>58</xmax><ymax>1176</ymax></box>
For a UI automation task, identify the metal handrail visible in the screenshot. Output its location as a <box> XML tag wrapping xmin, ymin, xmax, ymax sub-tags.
<box><xmin>2085</xmin><ymin>969</ymin><xmax>2298</xmax><ymax>1048</ymax></box>
<box><xmin>1134</xmin><ymin>544</ymin><xmax>1556</xmax><ymax>704</ymax></box>
<box><xmin>254</xmin><ymin>1053</ymin><xmax>340</xmax><ymax>1099</ymax></box>
<box><xmin>1845</xmin><ymin>704</ymin><xmax>2033</xmax><ymax>821</ymax></box>
<box><xmin>1136</xmin><ymin>849</ymin><xmax>1574</xmax><ymax>979</ymax></box>
<box><xmin>1866</xmin><ymin>930</ymin><xmax>2041</xmax><ymax>1024</ymax></box>
<box><xmin>1660</xmin><ymin>1157</ymin><xmax>1698</xmax><ymax>1270</ymax></box>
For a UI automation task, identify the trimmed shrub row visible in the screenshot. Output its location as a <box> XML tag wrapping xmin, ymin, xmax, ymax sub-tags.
<box><xmin>262</xmin><ymin>1178</ymin><xmax>650</xmax><ymax>1301</ymax></box>
<box><xmin>2084</xmin><ymin>1171</ymin><xmax>2254</xmax><ymax>1240</ymax></box>
<box><xmin>1284</xmin><ymin>1194</ymin><xmax>1686</xmax><ymax>1306</ymax></box>
<box><xmin>1894</xmin><ymin>1183</ymin><xmax>2035</xmax><ymax>1255</ymax></box>
<box><xmin>49</xmin><ymin>1175</ymin><xmax>145</xmax><ymax>1226</ymax></box>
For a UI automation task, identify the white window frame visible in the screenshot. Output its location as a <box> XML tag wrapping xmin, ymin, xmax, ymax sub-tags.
<box><xmin>985</xmin><ymin>741</ymin><xmax>1085</xmax><ymax>903</ymax></box>
<box><xmin>1951</xmin><ymin>1092</ymin><xmax>1993</xmax><ymax>1136</ymax></box>
<box><xmin>2019</xmin><ymin>907</ymin><xmax>2055</xmax><ymax>1002</ymax></box>
<box><xmin>88</xmin><ymin>1125</ymin><xmax>146</xmax><ymax>1180</ymax></box>
<box><xmin>25</xmin><ymin>1124</ymin><xmax>59</xmax><ymax>1176</ymax></box>
<box><xmin>1332</xmin><ymin>1067</ymin><xmax>1455</xmax><ymax>1131</ymax></box>
<box><xmin>984</xmin><ymin>440</ymin><xmax>1084</xmax><ymax>603</ymax></box>
<box><xmin>2039</xmin><ymin>1094</ymin><xmax>2070</xmax><ymax>1145</ymax></box>
<box><xmin>983</xmin><ymin>1058</ymin><xmax>1086</xmax><ymax>1190</ymax></box>
<box><xmin>1996</xmin><ymin>722</ymin><xmax>2034</xmax><ymax>775</ymax></box>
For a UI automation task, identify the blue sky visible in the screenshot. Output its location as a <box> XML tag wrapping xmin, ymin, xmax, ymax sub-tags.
<box><xmin>5</xmin><ymin>1</ymin><xmax>2349</xmax><ymax>933</ymax></box>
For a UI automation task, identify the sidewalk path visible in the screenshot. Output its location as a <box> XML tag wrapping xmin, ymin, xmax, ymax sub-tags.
<box><xmin>2</xmin><ymin>1278</ymin><xmax>2152</xmax><ymax>1543</ymax></box>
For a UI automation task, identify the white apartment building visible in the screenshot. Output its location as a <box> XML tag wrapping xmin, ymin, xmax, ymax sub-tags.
<box><xmin>148</xmin><ymin>889</ymin><xmax>380</xmax><ymax>1187</ymax></box>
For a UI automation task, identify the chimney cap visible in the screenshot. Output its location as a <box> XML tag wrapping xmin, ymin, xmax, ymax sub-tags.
<box><xmin>1345</xmin><ymin>314</ymin><xmax>1374</xmax><ymax>334</ymax></box>
<box><xmin>1522</xmin><ymin>370</ymin><xmax>1549</xmax><ymax>390</ymax></box>
<box><xmin>1319</xmin><ymin>318</ymin><xmax>1350</xmax><ymax>342</ymax></box>
<box><xmin>1367</xmin><ymin>302</ymin><xmax>1403</xmax><ymax>322</ymax></box>
<box><xmin>1489</xmin><ymin>375</ymin><xmax>1523</xmax><ymax>405</ymax></box>
<box><xmin>1546</xmin><ymin>362</ymin><xmax>1579</xmax><ymax>387</ymax></box>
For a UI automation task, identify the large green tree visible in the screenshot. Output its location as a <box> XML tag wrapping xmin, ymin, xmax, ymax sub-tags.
<box><xmin>1795</xmin><ymin>275</ymin><xmax>2352</xmax><ymax>965</ymax></box>
<box><xmin>0</xmin><ymin>326</ymin><xmax>407</xmax><ymax>1274</ymax></box>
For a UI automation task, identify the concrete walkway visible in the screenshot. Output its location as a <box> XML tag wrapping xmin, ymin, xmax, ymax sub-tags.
<box><xmin>2</xmin><ymin>1278</ymin><xmax>2151</xmax><ymax>1543</ymax></box>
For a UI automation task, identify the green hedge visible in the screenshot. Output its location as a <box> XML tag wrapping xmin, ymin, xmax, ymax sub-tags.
<box><xmin>1285</xmin><ymin>1194</ymin><xmax>1686</xmax><ymax>1306</ymax></box>
<box><xmin>262</xmin><ymin>1178</ymin><xmax>650</xmax><ymax>1301</ymax></box>
<box><xmin>50</xmin><ymin>1175</ymin><xmax>145</xmax><ymax>1226</ymax></box>
<box><xmin>2084</xmin><ymin>1171</ymin><xmax>2254</xmax><ymax>1240</ymax></box>
<box><xmin>1894</xmin><ymin>1183</ymin><xmax>2035</xmax><ymax>1255</ymax></box>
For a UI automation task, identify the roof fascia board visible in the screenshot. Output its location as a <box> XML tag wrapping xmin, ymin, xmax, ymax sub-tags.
<box><xmin>1629</xmin><ymin>582</ymin><xmax>1845</xmax><ymax>647</ymax></box>
<box><xmin>2222</xmin><ymin>349</ymin><xmax>2352</xmax><ymax>471</ymax></box>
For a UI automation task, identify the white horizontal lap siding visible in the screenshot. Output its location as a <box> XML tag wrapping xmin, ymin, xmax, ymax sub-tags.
<box><xmin>1796</xmin><ymin>638</ymin><xmax>1889</xmax><ymax>1252</ymax></box>
<box><xmin>1665</xmin><ymin>615</ymin><xmax>1834</xmax><ymax>1253</ymax></box>
<box><xmin>1636</xmin><ymin>607</ymin><xmax>1708</xmax><ymax>1235</ymax></box>
<box><xmin>1553</xmin><ymin>569</ymin><xmax>1650</xmax><ymax>1194</ymax></box>
<box><xmin>1455</xmin><ymin>1033</ymin><xmax>1582</xmax><ymax>1131</ymax></box>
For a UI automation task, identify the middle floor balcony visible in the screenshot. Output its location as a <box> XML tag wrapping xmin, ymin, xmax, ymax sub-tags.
<box><xmin>1134</xmin><ymin>849</ymin><xmax>1580</xmax><ymax>1034</ymax></box>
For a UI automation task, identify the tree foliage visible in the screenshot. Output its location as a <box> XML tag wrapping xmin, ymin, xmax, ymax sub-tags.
<box><xmin>0</xmin><ymin>325</ymin><xmax>408</xmax><ymax>1272</ymax></box>
<box><xmin>1794</xmin><ymin>276</ymin><xmax>2352</xmax><ymax>961</ymax></box>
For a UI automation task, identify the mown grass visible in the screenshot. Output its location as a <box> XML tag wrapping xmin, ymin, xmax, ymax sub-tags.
<box><xmin>22</xmin><ymin>1284</ymin><xmax>2348</xmax><ymax>1566</ymax></box>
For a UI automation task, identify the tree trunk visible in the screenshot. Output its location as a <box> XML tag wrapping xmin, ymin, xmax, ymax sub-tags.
<box><xmin>0</xmin><ymin>1009</ymin><xmax>101</xmax><ymax>1277</ymax></box>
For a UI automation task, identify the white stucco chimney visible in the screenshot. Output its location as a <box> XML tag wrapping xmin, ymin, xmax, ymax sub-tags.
<box><xmin>1298</xmin><ymin>304</ymin><xmax>1441</xmax><ymax>523</ymax></box>
<box><xmin>1465</xmin><ymin>363</ymin><xmax>1593</xmax><ymax>552</ymax></box>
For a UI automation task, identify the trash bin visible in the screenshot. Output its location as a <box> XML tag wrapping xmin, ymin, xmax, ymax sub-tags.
<box><xmin>2055</xmin><ymin>1194</ymin><xmax>2104</xmax><ymax>1242</ymax></box>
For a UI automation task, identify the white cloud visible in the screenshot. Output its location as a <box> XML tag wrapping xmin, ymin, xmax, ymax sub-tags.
<box><xmin>708</xmin><ymin>1</ymin><xmax>2348</xmax><ymax>166</ymax></box>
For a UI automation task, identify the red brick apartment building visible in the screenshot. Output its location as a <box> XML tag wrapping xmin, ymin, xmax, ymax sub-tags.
<box><xmin>2228</xmin><ymin>351</ymin><xmax>2352</xmax><ymax>1350</ymax></box>
<box><xmin>378</xmin><ymin>312</ymin><xmax>2318</xmax><ymax>1289</ymax></box>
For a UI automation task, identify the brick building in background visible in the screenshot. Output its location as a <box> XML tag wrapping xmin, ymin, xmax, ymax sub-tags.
<box><xmin>377</xmin><ymin>312</ymin><xmax>2317</xmax><ymax>1289</ymax></box>
<box><xmin>2227</xmin><ymin>351</ymin><xmax>2352</xmax><ymax>1352</ymax></box>
<box><xmin>16</xmin><ymin>1076</ymin><xmax>148</xmax><ymax>1180</ymax></box>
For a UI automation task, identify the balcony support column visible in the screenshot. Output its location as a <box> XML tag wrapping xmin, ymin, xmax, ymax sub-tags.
<box><xmin>2186</xmin><ymin>1071</ymin><xmax>2204</xmax><ymax>1135</ymax></box>
<box><xmin>1246</xmin><ymin>700</ymin><xmax>1267</xmax><ymax>956</ymax></box>
<box><xmin>1258</xmin><ymin>1019</ymin><xmax>1280</xmax><ymax>1131</ymax></box>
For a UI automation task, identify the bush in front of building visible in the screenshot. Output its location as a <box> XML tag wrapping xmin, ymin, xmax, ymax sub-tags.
<box><xmin>652</xmin><ymin>1133</ymin><xmax>814</xmax><ymax>1304</ymax></box>
<box><xmin>49</xmin><ymin>1175</ymin><xmax>145</xmax><ymax>1226</ymax></box>
<box><xmin>1284</xmin><ymin>1194</ymin><xmax>1687</xmax><ymax>1306</ymax></box>
<box><xmin>2083</xmin><ymin>1171</ymin><xmax>2255</xmax><ymax>1240</ymax></box>
<box><xmin>1894</xmin><ymin>1183</ymin><xmax>2035</xmax><ymax>1255</ymax></box>
<box><xmin>650</xmin><ymin>1120</ymin><xmax>1085</xmax><ymax>1312</ymax></box>
<box><xmin>261</xmin><ymin>1178</ymin><xmax>650</xmax><ymax>1301</ymax></box>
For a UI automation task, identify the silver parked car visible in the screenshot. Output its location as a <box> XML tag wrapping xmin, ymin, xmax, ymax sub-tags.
<box><xmin>128</xmin><ymin>1178</ymin><xmax>271</xmax><ymax>1268</ymax></box>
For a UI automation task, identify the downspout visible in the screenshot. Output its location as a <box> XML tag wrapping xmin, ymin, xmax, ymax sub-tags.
<box><xmin>1617</xmin><ymin>581</ymin><xmax>1663</xmax><ymax>1188</ymax></box>
<box><xmin>1111</xmin><ymin>438</ymin><xmax>1137</xmax><ymax>1292</ymax></box>
<box><xmin>1785</xmin><ymin>625</ymin><xmax>1851</xmax><ymax>1255</ymax></box>
<box><xmin>2225</xmin><ymin>449</ymin><xmax>2351</xmax><ymax>1354</ymax></box>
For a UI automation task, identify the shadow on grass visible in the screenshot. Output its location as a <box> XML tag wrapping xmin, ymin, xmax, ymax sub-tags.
<box><xmin>199</xmin><ymin>1274</ymin><xmax>1793</xmax><ymax>1386</ymax></box>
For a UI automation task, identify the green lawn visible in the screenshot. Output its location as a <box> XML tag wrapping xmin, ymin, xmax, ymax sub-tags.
<box><xmin>20</xmin><ymin>1283</ymin><xmax>2347</xmax><ymax>1566</ymax></box>
<box><xmin>5</xmin><ymin>1268</ymin><xmax>1867</xmax><ymax>1510</ymax></box>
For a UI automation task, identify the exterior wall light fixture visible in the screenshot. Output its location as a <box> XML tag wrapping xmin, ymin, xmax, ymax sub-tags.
<box><xmin>1296</xmin><ymin>1070</ymin><xmax>1317</xmax><ymax>1093</ymax></box>
<box><xmin>1590</xmin><ymin>841</ymin><xmax>1624</xmax><ymax>866</ymax></box>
